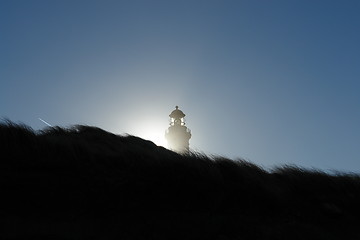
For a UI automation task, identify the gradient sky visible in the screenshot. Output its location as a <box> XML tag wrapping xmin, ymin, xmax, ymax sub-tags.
<box><xmin>1</xmin><ymin>0</ymin><xmax>360</xmax><ymax>173</ymax></box>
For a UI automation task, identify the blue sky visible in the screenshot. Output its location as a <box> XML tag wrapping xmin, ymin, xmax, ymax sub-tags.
<box><xmin>1</xmin><ymin>0</ymin><xmax>360</xmax><ymax>173</ymax></box>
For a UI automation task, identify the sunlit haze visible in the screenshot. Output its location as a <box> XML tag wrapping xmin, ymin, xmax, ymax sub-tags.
<box><xmin>1</xmin><ymin>1</ymin><xmax>360</xmax><ymax>173</ymax></box>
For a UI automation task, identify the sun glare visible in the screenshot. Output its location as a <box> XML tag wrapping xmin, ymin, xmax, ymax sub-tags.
<box><xmin>140</xmin><ymin>129</ymin><xmax>167</xmax><ymax>147</ymax></box>
<box><xmin>125</xmin><ymin>119</ymin><xmax>168</xmax><ymax>148</ymax></box>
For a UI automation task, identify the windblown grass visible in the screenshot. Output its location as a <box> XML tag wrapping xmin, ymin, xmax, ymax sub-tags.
<box><xmin>1</xmin><ymin>121</ymin><xmax>360</xmax><ymax>239</ymax></box>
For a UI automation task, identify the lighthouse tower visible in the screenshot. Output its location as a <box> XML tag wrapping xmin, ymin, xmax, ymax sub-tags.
<box><xmin>165</xmin><ymin>106</ymin><xmax>191</xmax><ymax>153</ymax></box>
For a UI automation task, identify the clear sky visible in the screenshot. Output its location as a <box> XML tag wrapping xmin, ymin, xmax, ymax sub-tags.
<box><xmin>1</xmin><ymin>0</ymin><xmax>360</xmax><ymax>173</ymax></box>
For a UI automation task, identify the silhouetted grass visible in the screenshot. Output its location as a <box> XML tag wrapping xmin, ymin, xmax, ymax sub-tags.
<box><xmin>1</xmin><ymin>121</ymin><xmax>360</xmax><ymax>240</ymax></box>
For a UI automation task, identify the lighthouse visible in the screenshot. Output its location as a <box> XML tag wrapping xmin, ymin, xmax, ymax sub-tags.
<box><xmin>165</xmin><ymin>106</ymin><xmax>191</xmax><ymax>153</ymax></box>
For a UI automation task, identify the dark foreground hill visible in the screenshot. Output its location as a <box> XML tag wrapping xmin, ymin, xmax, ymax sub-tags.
<box><xmin>1</xmin><ymin>122</ymin><xmax>360</xmax><ymax>240</ymax></box>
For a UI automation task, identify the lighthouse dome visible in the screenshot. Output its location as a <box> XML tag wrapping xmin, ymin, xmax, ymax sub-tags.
<box><xmin>169</xmin><ymin>106</ymin><xmax>185</xmax><ymax>119</ymax></box>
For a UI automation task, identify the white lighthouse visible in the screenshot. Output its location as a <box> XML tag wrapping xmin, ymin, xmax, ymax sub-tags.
<box><xmin>165</xmin><ymin>106</ymin><xmax>191</xmax><ymax>153</ymax></box>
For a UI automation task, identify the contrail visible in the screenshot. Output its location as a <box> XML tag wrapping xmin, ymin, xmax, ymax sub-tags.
<box><xmin>38</xmin><ymin>118</ymin><xmax>52</xmax><ymax>127</ymax></box>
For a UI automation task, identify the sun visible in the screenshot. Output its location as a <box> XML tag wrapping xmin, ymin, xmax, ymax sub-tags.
<box><xmin>140</xmin><ymin>129</ymin><xmax>168</xmax><ymax>147</ymax></box>
<box><xmin>125</xmin><ymin>120</ymin><xmax>168</xmax><ymax>148</ymax></box>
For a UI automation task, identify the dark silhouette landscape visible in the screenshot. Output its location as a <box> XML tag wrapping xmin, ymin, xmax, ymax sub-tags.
<box><xmin>1</xmin><ymin>121</ymin><xmax>360</xmax><ymax>240</ymax></box>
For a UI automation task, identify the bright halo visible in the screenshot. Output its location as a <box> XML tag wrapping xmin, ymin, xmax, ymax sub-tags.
<box><xmin>140</xmin><ymin>129</ymin><xmax>167</xmax><ymax>147</ymax></box>
<box><xmin>125</xmin><ymin>120</ymin><xmax>168</xmax><ymax>148</ymax></box>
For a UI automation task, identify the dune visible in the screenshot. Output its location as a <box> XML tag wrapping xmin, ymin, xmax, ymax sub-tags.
<box><xmin>1</xmin><ymin>121</ymin><xmax>360</xmax><ymax>239</ymax></box>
